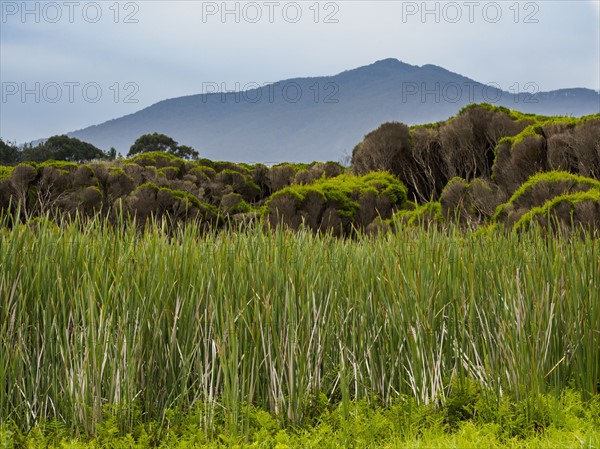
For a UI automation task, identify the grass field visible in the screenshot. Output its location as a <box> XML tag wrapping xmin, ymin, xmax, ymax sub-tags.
<box><xmin>1</xmin><ymin>215</ymin><xmax>599</xmax><ymax>447</ymax></box>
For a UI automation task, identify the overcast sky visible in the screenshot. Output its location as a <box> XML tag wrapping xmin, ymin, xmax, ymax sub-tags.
<box><xmin>1</xmin><ymin>0</ymin><xmax>599</xmax><ymax>144</ymax></box>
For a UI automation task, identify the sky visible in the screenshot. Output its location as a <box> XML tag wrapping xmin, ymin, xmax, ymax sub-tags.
<box><xmin>1</xmin><ymin>0</ymin><xmax>599</xmax><ymax>144</ymax></box>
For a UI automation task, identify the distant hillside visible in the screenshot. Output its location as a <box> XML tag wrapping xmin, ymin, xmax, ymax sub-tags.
<box><xmin>57</xmin><ymin>59</ymin><xmax>599</xmax><ymax>163</ymax></box>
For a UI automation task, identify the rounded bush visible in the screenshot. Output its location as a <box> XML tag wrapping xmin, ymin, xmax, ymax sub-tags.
<box><xmin>494</xmin><ymin>171</ymin><xmax>600</xmax><ymax>227</ymax></box>
<box><xmin>514</xmin><ymin>189</ymin><xmax>600</xmax><ymax>232</ymax></box>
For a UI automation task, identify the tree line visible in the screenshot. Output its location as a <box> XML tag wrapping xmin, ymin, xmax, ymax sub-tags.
<box><xmin>0</xmin><ymin>132</ymin><xmax>199</xmax><ymax>165</ymax></box>
<box><xmin>1</xmin><ymin>104</ymin><xmax>599</xmax><ymax>234</ymax></box>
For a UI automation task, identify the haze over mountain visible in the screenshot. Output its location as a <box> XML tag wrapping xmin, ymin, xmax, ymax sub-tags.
<box><xmin>59</xmin><ymin>59</ymin><xmax>599</xmax><ymax>163</ymax></box>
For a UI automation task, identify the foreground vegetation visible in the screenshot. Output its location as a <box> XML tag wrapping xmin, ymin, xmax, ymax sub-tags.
<box><xmin>2</xmin><ymin>390</ymin><xmax>599</xmax><ymax>448</ymax></box>
<box><xmin>1</xmin><ymin>104</ymin><xmax>599</xmax><ymax>446</ymax></box>
<box><xmin>1</xmin><ymin>214</ymin><xmax>599</xmax><ymax>447</ymax></box>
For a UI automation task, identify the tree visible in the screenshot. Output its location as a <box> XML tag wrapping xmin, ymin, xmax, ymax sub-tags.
<box><xmin>404</xmin><ymin>126</ymin><xmax>446</xmax><ymax>202</ymax></box>
<box><xmin>20</xmin><ymin>135</ymin><xmax>107</xmax><ymax>163</ymax></box>
<box><xmin>44</xmin><ymin>135</ymin><xmax>107</xmax><ymax>162</ymax></box>
<box><xmin>0</xmin><ymin>138</ymin><xmax>20</xmax><ymax>165</ymax></box>
<box><xmin>20</xmin><ymin>142</ymin><xmax>51</xmax><ymax>163</ymax></box>
<box><xmin>351</xmin><ymin>122</ymin><xmax>411</xmax><ymax>175</ymax></box>
<box><xmin>172</xmin><ymin>145</ymin><xmax>199</xmax><ymax>160</ymax></box>
<box><xmin>127</xmin><ymin>133</ymin><xmax>199</xmax><ymax>160</ymax></box>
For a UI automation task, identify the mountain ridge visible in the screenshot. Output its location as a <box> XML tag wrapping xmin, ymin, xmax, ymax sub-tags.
<box><xmin>45</xmin><ymin>59</ymin><xmax>599</xmax><ymax>163</ymax></box>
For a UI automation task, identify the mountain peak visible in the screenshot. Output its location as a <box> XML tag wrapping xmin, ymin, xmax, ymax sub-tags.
<box><xmin>338</xmin><ymin>58</ymin><xmax>415</xmax><ymax>77</ymax></box>
<box><xmin>370</xmin><ymin>58</ymin><xmax>411</xmax><ymax>68</ymax></box>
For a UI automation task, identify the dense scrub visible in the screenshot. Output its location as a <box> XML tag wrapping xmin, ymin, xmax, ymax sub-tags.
<box><xmin>514</xmin><ymin>188</ymin><xmax>600</xmax><ymax>233</ymax></box>
<box><xmin>352</xmin><ymin>104</ymin><xmax>535</xmax><ymax>202</ymax></box>
<box><xmin>352</xmin><ymin>104</ymin><xmax>600</xmax><ymax>232</ymax></box>
<box><xmin>0</xmin><ymin>155</ymin><xmax>351</xmax><ymax>231</ymax></box>
<box><xmin>3</xmin><ymin>104</ymin><xmax>598</xmax><ymax>234</ymax></box>
<box><xmin>266</xmin><ymin>172</ymin><xmax>407</xmax><ymax>234</ymax></box>
<box><xmin>494</xmin><ymin>171</ymin><xmax>600</xmax><ymax>227</ymax></box>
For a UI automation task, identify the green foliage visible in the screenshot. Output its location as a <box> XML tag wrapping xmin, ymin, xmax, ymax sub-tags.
<box><xmin>0</xmin><ymin>166</ymin><xmax>14</xmax><ymax>182</ymax></box>
<box><xmin>129</xmin><ymin>151</ymin><xmax>185</xmax><ymax>168</ymax></box>
<box><xmin>157</xmin><ymin>166</ymin><xmax>180</xmax><ymax>179</ymax></box>
<box><xmin>44</xmin><ymin>135</ymin><xmax>107</xmax><ymax>162</ymax></box>
<box><xmin>271</xmin><ymin>162</ymin><xmax>309</xmax><ymax>172</ymax></box>
<box><xmin>174</xmin><ymin>145</ymin><xmax>199</xmax><ymax>160</ymax></box>
<box><xmin>499</xmin><ymin>125</ymin><xmax>545</xmax><ymax>151</ymax></box>
<box><xmin>213</xmin><ymin>161</ymin><xmax>252</xmax><ymax>174</ymax></box>
<box><xmin>392</xmin><ymin>201</ymin><xmax>443</xmax><ymax>227</ymax></box>
<box><xmin>19</xmin><ymin>135</ymin><xmax>108</xmax><ymax>163</ymax></box>
<box><xmin>191</xmin><ymin>165</ymin><xmax>216</xmax><ymax>179</ymax></box>
<box><xmin>132</xmin><ymin>182</ymin><xmax>203</xmax><ymax>209</ymax></box>
<box><xmin>514</xmin><ymin>188</ymin><xmax>600</xmax><ymax>232</ymax></box>
<box><xmin>352</xmin><ymin>122</ymin><xmax>411</xmax><ymax>176</ymax></box>
<box><xmin>197</xmin><ymin>158</ymin><xmax>216</xmax><ymax>169</ymax></box>
<box><xmin>507</xmin><ymin>171</ymin><xmax>600</xmax><ymax>207</ymax></box>
<box><xmin>443</xmin><ymin>379</ymin><xmax>481</xmax><ymax>430</ymax></box>
<box><xmin>127</xmin><ymin>133</ymin><xmax>199</xmax><ymax>160</ymax></box>
<box><xmin>269</xmin><ymin>172</ymin><xmax>407</xmax><ymax>220</ymax></box>
<box><xmin>0</xmin><ymin>138</ymin><xmax>20</xmax><ymax>164</ymax></box>
<box><xmin>0</xmin><ymin>390</ymin><xmax>599</xmax><ymax>447</ymax></box>
<box><xmin>38</xmin><ymin>159</ymin><xmax>79</xmax><ymax>172</ymax></box>
<box><xmin>457</xmin><ymin>102</ymin><xmax>550</xmax><ymax>124</ymax></box>
<box><xmin>265</xmin><ymin>172</ymin><xmax>408</xmax><ymax>234</ymax></box>
<box><xmin>493</xmin><ymin>171</ymin><xmax>600</xmax><ymax>226</ymax></box>
<box><xmin>23</xmin><ymin>216</ymin><xmax>60</xmax><ymax>232</ymax></box>
<box><xmin>3</xmin><ymin>218</ymin><xmax>600</xmax><ymax>440</ymax></box>
<box><xmin>471</xmin><ymin>222</ymin><xmax>500</xmax><ymax>238</ymax></box>
<box><xmin>220</xmin><ymin>192</ymin><xmax>251</xmax><ymax>214</ymax></box>
<box><xmin>220</xmin><ymin>168</ymin><xmax>246</xmax><ymax>178</ymax></box>
<box><xmin>108</xmin><ymin>167</ymin><xmax>126</xmax><ymax>176</ymax></box>
<box><xmin>440</xmin><ymin>177</ymin><xmax>504</xmax><ymax>226</ymax></box>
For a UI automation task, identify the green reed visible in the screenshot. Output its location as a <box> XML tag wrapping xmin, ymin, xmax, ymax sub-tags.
<box><xmin>0</xmin><ymin>214</ymin><xmax>598</xmax><ymax>436</ymax></box>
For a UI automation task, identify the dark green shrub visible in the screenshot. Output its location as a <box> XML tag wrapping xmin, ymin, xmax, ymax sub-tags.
<box><xmin>267</xmin><ymin>164</ymin><xmax>296</xmax><ymax>192</ymax></box>
<box><xmin>129</xmin><ymin>151</ymin><xmax>185</xmax><ymax>171</ymax></box>
<box><xmin>124</xmin><ymin>183</ymin><xmax>218</xmax><ymax>225</ymax></box>
<box><xmin>8</xmin><ymin>163</ymin><xmax>38</xmax><ymax>213</ymax></box>
<box><xmin>547</xmin><ymin>116</ymin><xmax>600</xmax><ymax>178</ymax></box>
<box><xmin>157</xmin><ymin>166</ymin><xmax>180</xmax><ymax>180</ymax></box>
<box><xmin>213</xmin><ymin>161</ymin><xmax>250</xmax><ymax>174</ymax></box>
<box><xmin>104</xmin><ymin>167</ymin><xmax>136</xmax><ymax>201</ymax></box>
<box><xmin>492</xmin><ymin>130</ymin><xmax>549</xmax><ymax>195</ymax></box>
<box><xmin>352</xmin><ymin>122</ymin><xmax>411</xmax><ymax>176</ymax></box>
<box><xmin>494</xmin><ymin>171</ymin><xmax>600</xmax><ymax>227</ymax></box>
<box><xmin>439</xmin><ymin>104</ymin><xmax>530</xmax><ymax>183</ymax></box>
<box><xmin>72</xmin><ymin>165</ymin><xmax>98</xmax><ymax>188</ymax></box>
<box><xmin>441</xmin><ymin>177</ymin><xmax>504</xmax><ymax>225</ymax></box>
<box><xmin>220</xmin><ymin>192</ymin><xmax>251</xmax><ymax>215</ymax></box>
<box><xmin>294</xmin><ymin>162</ymin><xmax>344</xmax><ymax>185</ymax></box>
<box><xmin>121</xmin><ymin>163</ymin><xmax>159</xmax><ymax>186</ymax></box>
<box><xmin>267</xmin><ymin>172</ymin><xmax>407</xmax><ymax>234</ymax></box>
<box><xmin>514</xmin><ymin>189</ymin><xmax>600</xmax><ymax>233</ymax></box>
<box><xmin>58</xmin><ymin>185</ymin><xmax>104</xmax><ymax>216</ymax></box>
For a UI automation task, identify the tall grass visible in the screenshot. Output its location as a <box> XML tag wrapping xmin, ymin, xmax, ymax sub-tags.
<box><xmin>1</xmin><ymin>214</ymin><xmax>599</xmax><ymax>436</ymax></box>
